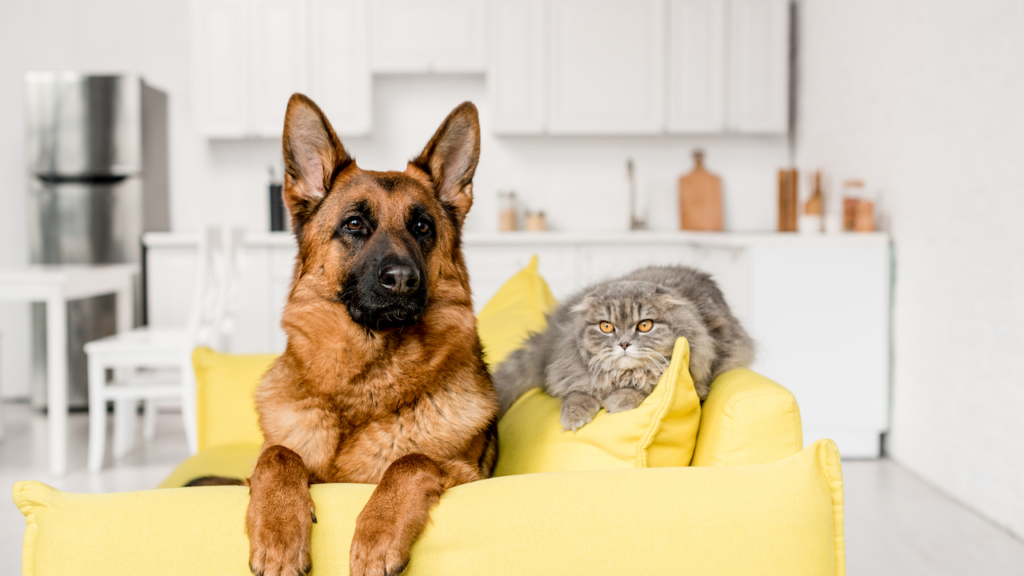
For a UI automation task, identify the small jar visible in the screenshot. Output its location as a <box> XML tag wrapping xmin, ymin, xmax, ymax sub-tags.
<box><xmin>498</xmin><ymin>190</ymin><xmax>518</xmax><ymax>232</ymax></box>
<box><xmin>525</xmin><ymin>211</ymin><xmax>546</xmax><ymax>232</ymax></box>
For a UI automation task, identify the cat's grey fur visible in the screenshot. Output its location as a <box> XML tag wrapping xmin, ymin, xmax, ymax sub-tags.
<box><xmin>492</xmin><ymin>265</ymin><xmax>755</xmax><ymax>430</ymax></box>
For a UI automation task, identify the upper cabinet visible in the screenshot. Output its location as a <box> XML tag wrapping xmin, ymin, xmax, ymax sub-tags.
<box><xmin>309</xmin><ymin>0</ymin><xmax>372</xmax><ymax>135</ymax></box>
<box><xmin>191</xmin><ymin>0</ymin><xmax>791</xmax><ymax>138</ymax></box>
<box><xmin>547</xmin><ymin>0</ymin><xmax>665</xmax><ymax>134</ymax></box>
<box><xmin>370</xmin><ymin>0</ymin><xmax>486</xmax><ymax>73</ymax></box>
<box><xmin>490</xmin><ymin>0</ymin><xmax>546</xmax><ymax>134</ymax></box>
<box><xmin>667</xmin><ymin>0</ymin><xmax>790</xmax><ymax>134</ymax></box>
<box><xmin>191</xmin><ymin>0</ymin><xmax>250</xmax><ymax>137</ymax></box>
<box><xmin>667</xmin><ymin>0</ymin><xmax>726</xmax><ymax>133</ymax></box>
<box><xmin>727</xmin><ymin>0</ymin><xmax>790</xmax><ymax>133</ymax></box>
<box><xmin>491</xmin><ymin>0</ymin><xmax>791</xmax><ymax>135</ymax></box>
<box><xmin>249</xmin><ymin>0</ymin><xmax>308</xmax><ymax>137</ymax></box>
<box><xmin>191</xmin><ymin>0</ymin><xmax>371</xmax><ymax>138</ymax></box>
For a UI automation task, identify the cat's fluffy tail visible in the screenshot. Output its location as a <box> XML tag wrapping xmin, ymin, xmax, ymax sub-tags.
<box><xmin>492</xmin><ymin>332</ymin><xmax>546</xmax><ymax>417</ymax></box>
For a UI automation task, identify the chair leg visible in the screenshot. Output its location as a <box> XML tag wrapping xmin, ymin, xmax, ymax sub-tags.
<box><xmin>87</xmin><ymin>357</ymin><xmax>107</xmax><ymax>472</ymax></box>
<box><xmin>181</xmin><ymin>360</ymin><xmax>199</xmax><ymax>455</ymax></box>
<box><xmin>112</xmin><ymin>398</ymin><xmax>138</xmax><ymax>459</ymax></box>
<box><xmin>143</xmin><ymin>399</ymin><xmax>157</xmax><ymax>441</ymax></box>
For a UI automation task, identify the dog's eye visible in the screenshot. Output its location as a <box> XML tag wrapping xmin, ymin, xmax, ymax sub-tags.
<box><xmin>344</xmin><ymin>217</ymin><xmax>364</xmax><ymax>232</ymax></box>
<box><xmin>637</xmin><ymin>320</ymin><xmax>654</xmax><ymax>333</ymax></box>
<box><xmin>599</xmin><ymin>321</ymin><xmax>615</xmax><ymax>333</ymax></box>
<box><xmin>414</xmin><ymin>219</ymin><xmax>431</xmax><ymax>236</ymax></box>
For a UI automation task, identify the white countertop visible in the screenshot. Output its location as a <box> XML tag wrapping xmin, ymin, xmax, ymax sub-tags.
<box><xmin>144</xmin><ymin>230</ymin><xmax>890</xmax><ymax>249</ymax></box>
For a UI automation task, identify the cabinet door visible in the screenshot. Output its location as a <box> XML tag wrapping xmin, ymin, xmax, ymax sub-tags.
<box><xmin>370</xmin><ymin>0</ymin><xmax>486</xmax><ymax>73</ymax></box>
<box><xmin>490</xmin><ymin>0</ymin><xmax>545</xmax><ymax>134</ymax></box>
<box><xmin>309</xmin><ymin>0</ymin><xmax>372</xmax><ymax>136</ymax></box>
<box><xmin>548</xmin><ymin>0</ymin><xmax>665</xmax><ymax>134</ymax></box>
<box><xmin>250</xmin><ymin>0</ymin><xmax>308</xmax><ymax>137</ymax></box>
<box><xmin>668</xmin><ymin>0</ymin><xmax>726</xmax><ymax>132</ymax></box>
<box><xmin>191</xmin><ymin>0</ymin><xmax>249</xmax><ymax>137</ymax></box>
<box><xmin>727</xmin><ymin>0</ymin><xmax>789</xmax><ymax>133</ymax></box>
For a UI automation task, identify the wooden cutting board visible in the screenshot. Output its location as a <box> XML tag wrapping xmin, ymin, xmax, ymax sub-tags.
<box><xmin>678</xmin><ymin>150</ymin><xmax>723</xmax><ymax>231</ymax></box>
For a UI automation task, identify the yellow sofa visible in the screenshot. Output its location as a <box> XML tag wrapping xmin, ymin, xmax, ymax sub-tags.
<box><xmin>14</xmin><ymin>259</ymin><xmax>845</xmax><ymax>575</ymax></box>
<box><xmin>14</xmin><ymin>352</ymin><xmax>843</xmax><ymax>576</ymax></box>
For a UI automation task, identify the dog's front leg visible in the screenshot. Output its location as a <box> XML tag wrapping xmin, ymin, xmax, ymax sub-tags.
<box><xmin>247</xmin><ymin>445</ymin><xmax>315</xmax><ymax>576</ymax></box>
<box><xmin>350</xmin><ymin>453</ymin><xmax>478</xmax><ymax>576</ymax></box>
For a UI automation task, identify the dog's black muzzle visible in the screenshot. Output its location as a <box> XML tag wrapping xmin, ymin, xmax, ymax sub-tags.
<box><xmin>341</xmin><ymin>253</ymin><xmax>428</xmax><ymax>331</ymax></box>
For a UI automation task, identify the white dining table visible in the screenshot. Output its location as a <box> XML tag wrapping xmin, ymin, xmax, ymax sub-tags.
<box><xmin>0</xmin><ymin>264</ymin><xmax>138</xmax><ymax>476</ymax></box>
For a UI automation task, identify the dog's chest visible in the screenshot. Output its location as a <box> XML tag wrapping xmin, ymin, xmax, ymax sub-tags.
<box><xmin>323</xmin><ymin>385</ymin><xmax>489</xmax><ymax>484</ymax></box>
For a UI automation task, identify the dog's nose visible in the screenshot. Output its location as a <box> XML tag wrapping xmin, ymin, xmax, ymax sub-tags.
<box><xmin>378</xmin><ymin>264</ymin><xmax>420</xmax><ymax>294</ymax></box>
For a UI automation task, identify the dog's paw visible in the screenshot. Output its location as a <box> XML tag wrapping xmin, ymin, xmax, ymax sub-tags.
<box><xmin>247</xmin><ymin>487</ymin><xmax>315</xmax><ymax>576</ymax></box>
<box><xmin>350</xmin><ymin>520</ymin><xmax>410</xmax><ymax>576</ymax></box>
<box><xmin>247</xmin><ymin>504</ymin><xmax>314</xmax><ymax>576</ymax></box>
<box><xmin>560</xmin><ymin>394</ymin><xmax>601</xmax><ymax>431</ymax></box>
<box><xmin>603</xmin><ymin>388</ymin><xmax>646</xmax><ymax>414</ymax></box>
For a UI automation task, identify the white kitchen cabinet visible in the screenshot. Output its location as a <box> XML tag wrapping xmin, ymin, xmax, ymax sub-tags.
<box><xmin>667</xmin><ymin>0</ymin><xmax>727</xmax><ymax>133</ymax></box>
<box><xmin>370</xmin><ymin>0</ymin><xmax>486</xmax><ymax>73</ymax></box>
<box><xmin>250</xmin><ymin>0</ymin><xmax>308</xmax><ymax>137</ymax></box>
<box><xmin>191</xmin><ymin>0</ymin><xmax>249</xmax><ymax>137</ymax></box>
<box><xmin>190</xmin><ymin>0</ymin><xmax>371</xmax><ymax>138</ymax></box>
<box><xmin>145</xmin><ymin>231</ymin><xmax>890</xmax><ymax>458</ymax></box>
<box><xmin>727</xmin><ymin>0</ymin><xmax>790</xmax><ymax>133</ymax></box>
<box><xmin>547</xmin><ymin>0</ymin><xmax>665</xmax><ymax>134</ymax></box>
<box><xmin>490</xmin><ymin>0</ymin><xmax>546</xmax><ymax>134</ymax></box>
<box><xmin>309</xmin><ymin>0</ymin><xmax>372</xmax><ymax>135</ymax></box>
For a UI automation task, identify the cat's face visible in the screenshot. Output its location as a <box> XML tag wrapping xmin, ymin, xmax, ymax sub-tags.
<box><xmin>571</xmin><ymin>281</ymin><xmax>691</xmax><ymax>373</ymax></box>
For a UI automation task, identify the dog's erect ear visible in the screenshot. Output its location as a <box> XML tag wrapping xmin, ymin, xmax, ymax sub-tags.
<box><xmin>410</xmin><ymin>102</ymin><xmax>480</xmax><ymax>222</ymax></box>
<box><xmin>282</xmin><ymin>93</ymin><xmax>352</xmax><ymax>230</ymax></box>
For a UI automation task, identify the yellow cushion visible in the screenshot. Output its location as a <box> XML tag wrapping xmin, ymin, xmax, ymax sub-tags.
<box><xmin>692</xmin><ymin>368</ymin><xmax>804</xmax><ymax>467</ymax></box>
<box><xmin>494</xmin><ymin>337</ymin><xmax>701</xmax><ymax>476</ymax></box>
<box><xmin>475</xmin><ymin>255</ymin><xmax>557</xmax><ymax>369</ymax></box>
<box><xmin>14</xmin><ymin>439</ymin><xmax>845</xmax><ymax>576</ymax></box>
<box><xmin>192</xmin><ymin>347</ymin><xmax>275</xmax><ymax>450</ymax></box>
<box><xmin>157</xmin><ymin>443</ymin><xmax>261</xmax><ymax>489</ymax></box>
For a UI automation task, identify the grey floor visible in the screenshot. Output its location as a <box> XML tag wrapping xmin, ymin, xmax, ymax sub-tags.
<box><xmin>2</xmin><ymin>400</ymin><xmax>1023</xmax><ymax>575</ymax></box>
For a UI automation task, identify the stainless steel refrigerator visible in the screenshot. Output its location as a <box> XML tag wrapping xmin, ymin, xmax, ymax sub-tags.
<box><xmin>24</xmin><ymin>72</ymin><xmax>169</xmax><ymax>409</ymax></box>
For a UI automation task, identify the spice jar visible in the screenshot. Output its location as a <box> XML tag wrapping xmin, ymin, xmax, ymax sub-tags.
<box><xmin>498</xmin><ymin>190</ymin><xmax>518</xmax><ymax>232</ymax></box>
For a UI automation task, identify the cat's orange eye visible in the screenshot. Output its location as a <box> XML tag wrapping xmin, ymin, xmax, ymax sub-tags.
<box><xmin>599</xmin><ymin>321</ymin><xmax>615</xmax><ymax>333</ymax></box>
<box><xmin>637</xmin><ymin>320</ymin><xmax>654</xmax><ymax>333</ymax></box>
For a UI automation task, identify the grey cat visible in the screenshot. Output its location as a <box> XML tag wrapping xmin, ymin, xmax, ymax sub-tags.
<box><xmin>493</xmin><ymin>265</ymin><xmax>755</xmax><ymax>431</ymax></box>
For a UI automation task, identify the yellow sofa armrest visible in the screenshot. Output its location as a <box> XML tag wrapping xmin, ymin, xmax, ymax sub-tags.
<box><xmin>692</xmin><ymin>368</ymin><xmax>804</xmax><ymax>466</ymax></box>
<box><xmin>16</xmin><ymin>441</ymin><xmax>844</xmax><ymax>576</ymax></box>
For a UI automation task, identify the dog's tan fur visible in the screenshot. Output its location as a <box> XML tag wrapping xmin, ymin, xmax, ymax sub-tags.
<box><xmin>246</xmin><ymin>94</ymin><xmax>497</xmax><ymax>576</ymax></box>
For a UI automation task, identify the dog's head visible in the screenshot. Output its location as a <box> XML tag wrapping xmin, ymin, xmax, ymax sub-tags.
<box><xmin>281</xmin><ymin>94</ymin><xmax>479</xmax><ymax>331</ymax></box>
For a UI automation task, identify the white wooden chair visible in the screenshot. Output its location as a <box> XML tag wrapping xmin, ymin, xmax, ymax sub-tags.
<box><xmin>85</xmin><ymin>228</ymin><xmax>244</xmax><ymax>472</ymax></box>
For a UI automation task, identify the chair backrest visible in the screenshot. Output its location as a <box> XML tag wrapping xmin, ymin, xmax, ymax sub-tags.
<box><xmin>186</xmin><ymin>228</ymin><xmax>227</xmax><ymax>349</ymax></box>
<box><xmin>215</xmin><ymin>228</ymin><xmax>246</xmax><ymax>352</ymax></box>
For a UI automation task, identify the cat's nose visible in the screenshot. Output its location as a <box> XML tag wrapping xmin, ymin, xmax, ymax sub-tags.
<box><xmin>620</xmin><ymin>342</ymin><xmax>630</xmax><ymax>350</ymax></box>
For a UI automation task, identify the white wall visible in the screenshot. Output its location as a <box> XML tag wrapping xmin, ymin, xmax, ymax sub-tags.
<box><xmin>797</xmin><ymin>0</ymin><xmax>1024</xmax><ymax>536</ymax></box>
<box><xmin>0</xmin><ymin>0</ymin><xmax>789</xmax><ymax>397</ymax></box>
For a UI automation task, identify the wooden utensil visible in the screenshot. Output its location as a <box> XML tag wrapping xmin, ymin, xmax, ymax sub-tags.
<box><xmin>678</xmin><ymin>150</ymin><xmax>723</xmax><ymax>231</ymax></box>
<box><xmin>777</xmin><ymin>168</ymin><xmax>798</xmax><ymax>232</ymax></box>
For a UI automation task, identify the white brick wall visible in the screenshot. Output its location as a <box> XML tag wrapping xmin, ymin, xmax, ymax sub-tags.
<box><xmin>797</xmin><ymin>0</ymin><xmax>1024</xmax><ymax>536</ymax></box>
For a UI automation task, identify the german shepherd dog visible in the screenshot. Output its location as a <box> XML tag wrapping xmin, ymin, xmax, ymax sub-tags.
<box><xmin>245</xmin><ymin>94</ymin><xmax>497</xmax><ymax>576</ymax></box>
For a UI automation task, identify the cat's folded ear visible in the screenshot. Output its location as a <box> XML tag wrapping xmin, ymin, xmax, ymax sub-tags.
<box><xmin>654</xmin><ymin>286</ymin><xmax>689</xmax><ymax>309</ymax></box>
<box><xmin>570</xmin><ymin>297</ymin><xmax>596</xmax><ymax>315</ymax></box>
